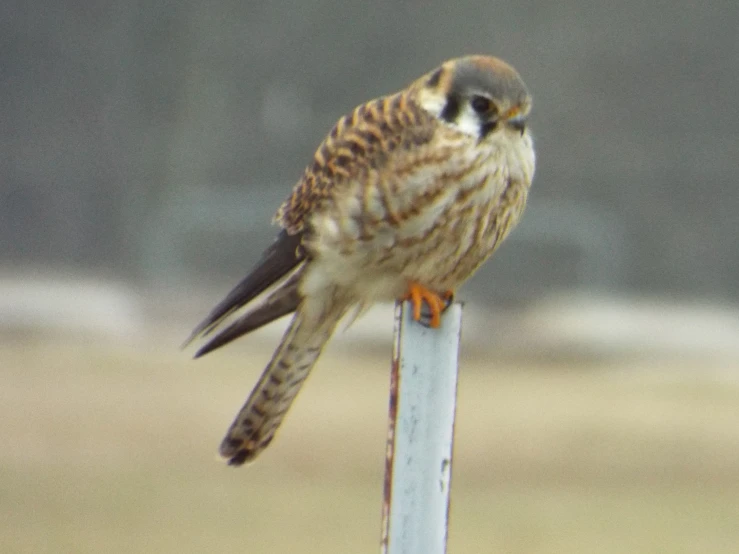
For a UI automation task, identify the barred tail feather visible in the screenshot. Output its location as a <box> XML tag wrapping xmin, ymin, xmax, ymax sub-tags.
<box><xmin>219</xmin><ymin>297</ymin><xmax>346</xmax><ymax>466</ymax></box>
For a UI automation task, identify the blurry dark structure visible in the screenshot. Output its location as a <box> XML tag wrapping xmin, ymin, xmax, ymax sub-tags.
<box><xmin>3</xmin><ymin>0</ymin><xmax>738</xmax><ymax>301</ymax></box>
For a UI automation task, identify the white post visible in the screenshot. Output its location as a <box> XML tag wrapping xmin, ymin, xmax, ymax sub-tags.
<box><xmin>380</xmin><ymin>300</ymin><xmax>463</xmax><ymax>554</ymax></box>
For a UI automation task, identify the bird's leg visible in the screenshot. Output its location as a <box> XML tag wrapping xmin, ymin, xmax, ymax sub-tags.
<box><xmin>401</xmin><ymin>282</ymin><xmax>454</xmax><ymax>328</ymax></box>
<box><xmin>418</xmin><ymin>289</ymin><xmax>455</xmax><ymax>328</ymax></box>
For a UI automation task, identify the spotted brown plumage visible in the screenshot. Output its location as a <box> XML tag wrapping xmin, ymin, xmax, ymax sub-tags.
<box><xmin>275</xmin><ymin>92</ymin><xmax>435</xmax><ymax>235</ymax></box>
<box><xmin>187</xmin><ymin>55</ymin><xmax>536</xmax><ymax>466</ymax></box>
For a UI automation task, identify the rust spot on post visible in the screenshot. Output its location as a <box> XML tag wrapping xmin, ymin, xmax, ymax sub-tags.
<box><xmin>380</xmin><ymin>303</ymin><xmax>403</xmax><ymax>552</ymax></box>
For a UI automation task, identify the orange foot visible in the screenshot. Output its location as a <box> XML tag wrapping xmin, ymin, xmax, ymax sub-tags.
<box><xmin>402</xmin><ymin>282</ymin><xmax>454</xmax><ymax>328</ymax></box>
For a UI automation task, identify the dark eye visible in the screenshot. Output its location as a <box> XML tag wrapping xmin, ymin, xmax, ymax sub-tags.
<box><xmin>470</xmin><ymin>95</ymin><xmax>494</xmax><ymax>114</ymax></box>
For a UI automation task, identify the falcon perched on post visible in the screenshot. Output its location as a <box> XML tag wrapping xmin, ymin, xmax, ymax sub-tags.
<box><xmin>186</xmin><ymin>55</ymin><xmax>535</xmax><ymax>466</ymax></box>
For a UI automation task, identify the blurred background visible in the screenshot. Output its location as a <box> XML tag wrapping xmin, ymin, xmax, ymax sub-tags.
<box><xmin>2</xmin><ymin>0</ymin><xmax>739</xmax><ymax>552</ymax></box>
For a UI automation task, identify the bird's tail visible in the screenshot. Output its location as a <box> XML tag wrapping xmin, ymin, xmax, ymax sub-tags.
<box><xmin>219</xmin><ymin>297</ymin><xmax>346</xmax><ymax>466</ymax></box>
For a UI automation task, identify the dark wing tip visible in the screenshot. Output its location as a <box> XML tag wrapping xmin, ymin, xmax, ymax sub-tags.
<box><xmin>190</xmin><ymin>272</ymin><xmax>301</xmax><ymax>358</ymax></box>
<box><xmin>184</xmin><ymin>229</ymin><xmax>304</xmax><ymax>350</ymax></box>
<box><xmin>181</xmin><ymin>331</ymin><xmax>200</xmax><ymax>351</ymax></box>
<box><xmin>193</xmin><ymin>341</ymin><xmax>218</xmax><ymax>359</ymax></box>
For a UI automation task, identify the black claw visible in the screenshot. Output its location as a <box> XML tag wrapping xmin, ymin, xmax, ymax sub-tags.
<box><xmin>417</xmin><ymin>316</ymin><xmax>434</xmax><ymax>328</ymax></box>
<box><xmin>415</xmin><ymin>293</ymin><xmax>454</xmax><ymax>328</ymax></box>
<box><xmin>416</xmin><ymin>304</ymin><xmax>434</xmax><ymax>328</ymax></box>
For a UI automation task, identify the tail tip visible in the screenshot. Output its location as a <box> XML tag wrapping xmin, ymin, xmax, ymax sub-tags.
<box><xmin>219</xmin><ymin>437</ymin><xmax>256</xmax><ymax>467</ymax></box>
<box><xmin>219</xmin><ymin>435</ymin><xmax>275</xmax><ymax>467</ymax></box>
<box><xmin>226</xmin><ymin>451</ymin><xmax>251</xmax><ymax>466</ymax></box>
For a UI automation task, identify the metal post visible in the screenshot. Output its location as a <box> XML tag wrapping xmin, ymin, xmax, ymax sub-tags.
<box><xmin>380</xmin><ymin>300</ymin><xmax>463</xmax><ymax>554</ymax></box>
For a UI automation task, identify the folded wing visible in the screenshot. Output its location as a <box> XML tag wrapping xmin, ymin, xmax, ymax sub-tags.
<box><xmin>185</xmin><ymin>229</ymin><xmax>305</xmax><ymax>356</ymax></box>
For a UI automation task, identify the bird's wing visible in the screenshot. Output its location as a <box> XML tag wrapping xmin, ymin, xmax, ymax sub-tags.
<box><xmin>185</xmin><ymin>229</ymin><xmax>304</xmax><ymax>353</ymax></box>
<box><xmin>188</xmin><ymin>83</ymin><xmax>437</xmax><ymax>356</ymax></box>
<box><xmin>275</xmin><ymin>88</ymin><xmax>436</xmax><ymax>235</ymax></box>
<box><xmin>192</xmin><ymin>266</ymin><xmax>302</xmax><ymax>358</ymax></box>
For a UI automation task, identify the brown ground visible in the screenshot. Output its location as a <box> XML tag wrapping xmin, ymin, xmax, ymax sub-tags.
<box><xmin>2</xmin><ymin>332</ymin><xmax>739</xmax><ymax>553</ymax></box>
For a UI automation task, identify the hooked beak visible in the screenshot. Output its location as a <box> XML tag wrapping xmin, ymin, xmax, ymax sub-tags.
<box><xmin>503</xmin><ymin>105</ymin><xmax>527</xmax><ymax>134</ymax></box>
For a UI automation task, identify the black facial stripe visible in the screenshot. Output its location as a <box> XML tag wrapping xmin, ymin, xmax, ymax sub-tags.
<box><xmin>479</xmin><ymin>119</ymin><xmax>498</xmax><ymax>138</ymax></box>
<box><xmin>440</xmin><ymin>94</ymin><xmax>461</xmax><ymax>123</ymax></box>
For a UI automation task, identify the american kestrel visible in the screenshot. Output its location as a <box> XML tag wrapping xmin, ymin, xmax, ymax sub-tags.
<box><xmin>187</xmin><ymin>55</ymin><xmax>535</xmax><ymax>466</ymax></box>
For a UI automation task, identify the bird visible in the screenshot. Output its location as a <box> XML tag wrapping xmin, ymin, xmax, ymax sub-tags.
<box><xmin>186</xmin><ymin>55</ymin><xmax>536</xmax><ymax>466</ymax></box>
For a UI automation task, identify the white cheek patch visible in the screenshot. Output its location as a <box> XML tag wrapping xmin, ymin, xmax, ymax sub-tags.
<box><xmin>417</xmin><ymin>87</ymin><xmax>447</xmax><ymax>116</ymax></box>
<box><xmin>453</xmin><ymin>104</ymin><xmax>481</xmax><ymax>137</ymax></box>
<box><xmin>419</xmin><ymin>89</ymin><xmax>481</xmax><ymax>138</ymax></box>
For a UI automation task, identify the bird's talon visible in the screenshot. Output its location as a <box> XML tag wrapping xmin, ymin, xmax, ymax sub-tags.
<box><xmin>401</xmin><ymin>283</ymin><xmax>453</xmax><ymax>329</ymax></box>
<box><xmin>441</xmin><ymin>290</ymin><xmax>454</xmax><ymax>312</ymax></box>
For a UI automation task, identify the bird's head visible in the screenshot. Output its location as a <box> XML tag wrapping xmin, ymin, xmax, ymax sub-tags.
<box><xmin>416</xmin><ymin>55</ymin><xmax>532</xmax><ymax>140</ymax></box>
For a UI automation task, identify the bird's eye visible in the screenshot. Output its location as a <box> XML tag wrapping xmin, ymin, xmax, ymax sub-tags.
<box><xmin>470</xmin><ymin>95</ymin><xmax>495</xmax><ymax>115</ymax></box>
